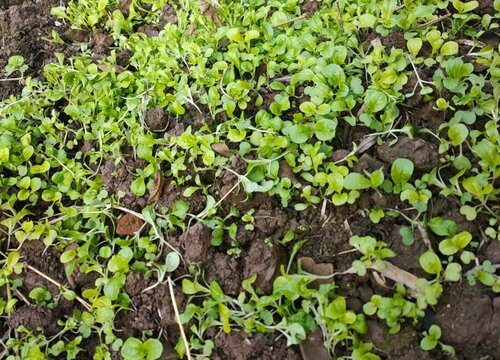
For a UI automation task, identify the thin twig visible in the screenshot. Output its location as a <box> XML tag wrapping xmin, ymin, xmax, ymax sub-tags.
<box><xmin>332</xmin><ymin>248</ymin><xmax>358</xmax><ymax>257</ymax></box>
<box><xmin>416</xmin><ymin>13</ymin><xmax>451</xmax><ymax>29</ymax></box>
<box><xmin>270</xmin><ymin>75</ymin><xmax>292</xmax><ymax>83</ymax></box>
<box><xmin>416</xmin><ymin>223</ymin><xmax>433</xmax><ymax>251</ymax></box>
<box><xmin>197</xmin><ymin>173</ymin><xmax>242</xmax><ymax>220</ymax></box>
<box><xmin>0</xmin><ymin>77</ymin><xmax>24</xmax><ymax>82</ymax></box>
<box><xmin>111</xmin><ymin>205</ymin><xmax>145</xmax><ymax>221</ymax></box>
<box><xmin>25</xmin><ymin>264</ymin><xmax>91</xmax><ymax>310</ymax></box>
<box><xmin>167</xmin><ymin>276</ymin><xmax>192</xmax><ymax>360</ymax></box>
<box><xmin>14</xmin><ymin>289</ymin><xmax>32</xmax><ymax>307</ymax></box>
<box><xmin>320</xmin><ymin>198</ymin><xmax>328</xmax><ymax>219</ymax></box>
<box><xmin>336</xmin><ymin>2</ymin><xmax>344</xmax><ymax>32</ymax></box>
<box><xmin>465</xmin><ymin>263</ymin><xmax>500</xmax><ymax>277</ymax></box>
<box><xmin>272</xmin><ymin>14</ymin><xmax>308</xmax><ymax>28</ymax></box>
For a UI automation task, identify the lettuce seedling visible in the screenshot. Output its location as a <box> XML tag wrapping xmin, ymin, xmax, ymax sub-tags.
<box><xmin>4</xmin><ymin>55</ymin><xmax>28</xmax><ymax>77</ymax></box>
<box><xmin>420</xmin><ymin>324</ymin><xmax>455</xmax><ymax>356</ymax></box>
<box><xmin>363</xmin><ymin>284</ymin><xmax>423</xmax><ymax>334</ymax></box>
<box><xmin>349</xmin><ymin>235</ymin><xmax>395</xmax><ymax>276</ymax></box>
<box><xmin>121</xmin><ymin>337</ymin><xmax>163</xmax><ymax>360</ymax></box>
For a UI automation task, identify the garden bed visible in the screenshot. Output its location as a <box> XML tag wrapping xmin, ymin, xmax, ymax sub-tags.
<box><xmin>0</xmin><ymin>0</ymin><xmax>499</xmax><ymax>359</ymax></box>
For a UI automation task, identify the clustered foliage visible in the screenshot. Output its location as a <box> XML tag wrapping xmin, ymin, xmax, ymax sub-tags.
<box><xmin>0</xmin><ymin>0</ymin><xmax>498</xmax><ymax>359</ymax></box>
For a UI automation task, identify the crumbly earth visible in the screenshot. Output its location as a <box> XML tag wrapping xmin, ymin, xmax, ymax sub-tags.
<box><xmin>0</xmin><ymin>0</ymin><xmax>498</xmax><ymax>359</ymax></box>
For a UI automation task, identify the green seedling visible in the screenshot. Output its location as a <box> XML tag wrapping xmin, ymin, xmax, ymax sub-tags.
<box><xmin>4</xmin><ymin>55</ymin><xmax>28</xmax><ymax>77</ymax></box>
<box><xmin>420</xmin><ymin>325</ymin><xmax>456</xmax><ymax>356</ymax></box>
<box><xmin>467</xmin><ymin>260</ymin><xmax>500</xmax><ymax>293</ymax></box>
<box><xmin>349</xmin><ymin>235</ymin><xmax>395</xmax><ymax>276</ymax></box>
<box><xmin>0</xmin><ymin>0</ymin><xmax>498</xmax><ymax>358</ymax></box>
<box><xmin>121</xmin><ymin>337</ymin><xmax>163</xmax><ymax>360</ymax></box>
<box><xmin>363</xmin><ymin>284</ymin><xmax>424</xmax><ymax>334</ymax></box>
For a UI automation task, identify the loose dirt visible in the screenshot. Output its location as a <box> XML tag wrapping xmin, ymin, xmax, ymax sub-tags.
<box><xmin>1</xmin><ymin>1</ymin><xmax>498</xmax><ymax>359</ymax></box>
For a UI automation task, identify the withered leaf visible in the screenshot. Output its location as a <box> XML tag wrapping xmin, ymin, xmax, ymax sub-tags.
<box><xmin>370</xmin><ymin>261</ymin><xmax>420</xmax><ymax>298</ymax></box>
<box><xmin>97</xmin><ymin>64</ymin><xmax>125</xmax><ymax>73</ymax></box>
<box><xmin>187</xmin><ymin>23</ymin><xmax>197</xmax><ymax>36</ymax></box>
<box><xmin>117</xmin><ymin>213</ymin><xmax>144</xmax><ymax>236</ymax></box>
<box><xmin>147</xmin><ymin>170</ymin><xmax>166</xmax><ymax>204</ymax></box>
<box><xmin>211</xmin><ymin>143</ymin><xmax>231</xmax><ymax>157</ymax></box>
<box><xmin>298</xmin><ymin>257</ymin><xmax>334</xmax><ymax>289</ymax></box>
<box><xmin>356</xmin><ymin>102</ymin><xmax>369</xmax><ymax>117</ymax></box>
<box><xmin>199</xmin><ymin>0</ymin><xmax>222</xmax><ymax>27</ymax></box>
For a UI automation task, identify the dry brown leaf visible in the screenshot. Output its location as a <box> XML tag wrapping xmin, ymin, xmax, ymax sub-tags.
<box><xmin>370</xmin><ymin>261</ymin><xmax>420</xmax><ymax>297</ymax></box>
<box><xmin>342</xmin><ymin>261</ymin><xmax>420</xmax><ymax>298</ymax></box>
<box><xmin>147</xmin><ymin>170</ymin><xmax>166</xmax><ymax>204</ymax></box>
<box><xmin>299</xmin><ymin>257</ymin><xmax>334</xmax><ymax>289</ymax></box>
<box><xmin>199</xmin><ymin>0</ymin><xmax>222</xmax><ymax>27</ymax></box>
<box><xmin>356</xmin><ymin>136</ymin><xmax>377</xmax><ymax>154</ymax></box>
<box><xmin>117</xmin><ymin>213</ymin><xmax>144</xmax><ymax>236</ymax></box>
<box><xmin>187</xmin><ymin>23</ymin><xmax>197</xmax><ymax>36</ymax></box>
<box><xmin>211</xmin><ymin>143</ymin><xmax>231</xmax><ymax>157</ymax></box>
<box><xmin>356</xmin><ymin>102</ymin><xmax>369</xmax><ymax>117</ymax></box>
<box><xmin>370</xmin><ymin>37</ymin><xmax>382</xmax><ymax>47</ymax></box>
<box><xmin>97</xmin><ymin>64</ymin><xmax>125</xmax><ymax>73</ymax></box>
<box><xmin>372</xmin><ymin>270</ymin><xmax>391</xmax><ymax>290</ymax></box>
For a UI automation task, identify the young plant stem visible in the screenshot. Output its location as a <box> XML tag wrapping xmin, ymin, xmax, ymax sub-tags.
<box><xmin>465</xmin><ymin>263</ymin><xmax>500</xmax><ymax>277</ymax></box>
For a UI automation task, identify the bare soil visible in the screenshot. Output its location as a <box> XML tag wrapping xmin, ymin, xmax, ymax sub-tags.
<box><xmin>1</xmin><ymin>1</ymin><xmax>498</xmax><ymax>359</ymax></box>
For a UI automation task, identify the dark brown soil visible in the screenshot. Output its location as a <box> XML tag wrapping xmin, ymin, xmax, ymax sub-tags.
<box><xmin>212</xmin><ymin>331</ymin><xmax>301</xmax><ymax>360</ymax></box>
<box><xmin>363</xmin><ymin>319</ymin><xmax>434</xmax><ymax>359</ymax></box>
<box><xmin>145</xmin><ymin>107</ymin><xmax>169</xmax><ymax>132</ymax></box>
<box><xmin>475</xmin><ymin>0</ymin><xmax>495</xmax><ymax>16</ymax></box>
<box><xmin>300</xmin><ymin>0</ymin><xmax>321</xmax><ymax>17</ymax></box>
<box><xmin>435</xmin><ymin>283</ymin><xmax>499</xmax><ymax>359</ymax></box>
<box><xmin>1</xmin><ymin>1</ymin><xmax>498</xmax><ymax>359</ymax></box>
<box><xmin>100</xmin><ymin>158</ymin><xmax>148</xmax><ymax>211</ymax></box>
<box><xmin>377</xmin><ymin>137</ymin><xmax>440</xmax><ymax>172</ymax></box>
<box><xmin>117</xmin><ymin>271</ymin><xmax>182</xmax><ymax>338</ymax></box>
<box><xmin>381</xmin><ymin>32</ymin><xmax>406</xmax><ymax>50</ymax></box>
<box><xmin>0</xmin><ymin>0</ymin><xmax>75</xmax><ymax>99</ymax></box>
<box><xmin>8</xmin><ymin>306</ymin><xmax>62</xmax><ymax>336</ymax></box>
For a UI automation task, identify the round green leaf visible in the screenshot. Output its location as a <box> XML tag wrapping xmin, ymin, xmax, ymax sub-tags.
<box><xmin>444</xmin><ymin>262</ymin><xmax>462</xmax><ymax>282</ymax></box>
<box><xmin>288</xmin><ymin>124</ymin><xmax>311</xmax><ymax>144</ymax></box>
<box><xmin>438</xmin><ymin>239</ymin><xmax>459</xmax><ymax>255</ymax></box>
<box><xmin>420</xmin><ymin>336</ymin><xmax>438</xmax><ymax>350</ymax></box>
<box><xmin>142</xmin><ymin>339</ymin><xmax>163</xmax><ymax>360</ymax></box>
<box><xmin>448</xmin><ymin>123</ymin><xmax>468</xmax><ymax>146</ymax></box>
<box><xmin>343</xmin><ymin>173</ymin><xmax>371</xmax><ymax>190</ymax></box>
<box><xmin>315</xmin><ymin>118</ymin><xmax>337</xmax><ymax>141</ymax></box>
<box><xmin>358</xmin><ymin>13</ymin><xmax>376</xmax><ymax>27</ymax></box>
<box><xmin>419</xmin><ymin>251</ymin><xmax>442</xmax><ymax>275</ymax></box>
<box><xmin>440</xmin><ymin>41</ymin><xmax>458</xmax><ymax>56</ymax></box>
<box><xmin>391</xmin><ymin>158</ymin><xmax>414</xmax><ymax>185</ymax></box>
